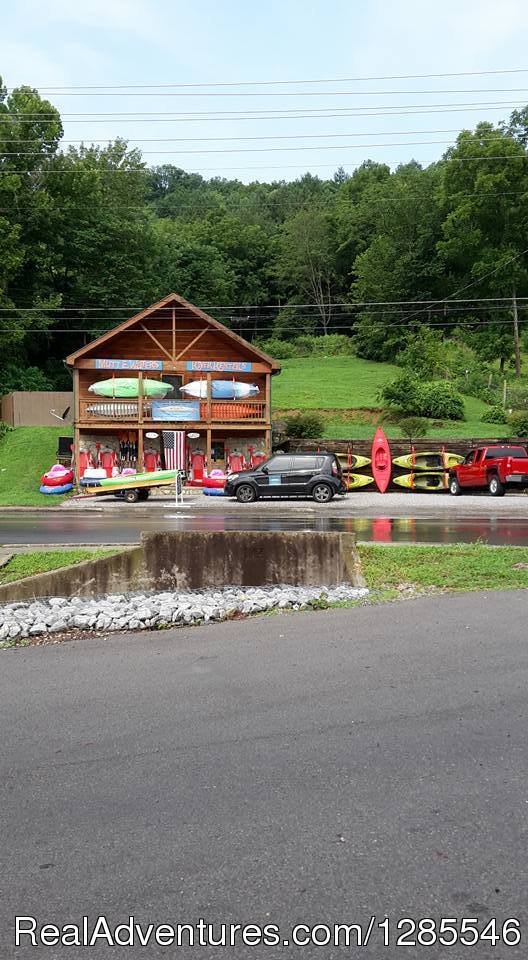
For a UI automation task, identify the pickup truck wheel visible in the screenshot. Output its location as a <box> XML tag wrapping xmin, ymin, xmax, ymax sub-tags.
<box><xmin>449</xmin><ymin>476</ymin><xmax>462</xmax><ymax>496</ymax></box>
<box><xmin>488</xmin><ymin>474</ymin><xmax>505</xmax><ymax>497</ymax></box>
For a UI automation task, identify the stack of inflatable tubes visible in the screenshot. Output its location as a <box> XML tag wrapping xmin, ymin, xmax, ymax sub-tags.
<box><xmin>202</xmin><ymin>470</ymin><xmax>226</xmax><ymax>496</ymax></box>
<box><xmin>40</xmin><ymin>464</ymin><xmax>74</xmax><ymax>495</ymax></box>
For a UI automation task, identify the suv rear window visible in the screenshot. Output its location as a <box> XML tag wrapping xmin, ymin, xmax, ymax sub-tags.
<box><xmin>485</xmin><ymin>447</ymin><xmax>528</xmax><ymax>459</ymax></box>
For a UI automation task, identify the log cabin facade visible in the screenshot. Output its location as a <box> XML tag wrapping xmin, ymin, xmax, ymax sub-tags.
<box><xmin>66</xmin><ymin>293</ymin><xmax>280</xmax><ymax>481</ymax></box>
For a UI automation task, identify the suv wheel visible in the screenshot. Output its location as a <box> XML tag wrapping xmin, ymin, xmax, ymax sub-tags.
<box><xmin>449</xmin><ymin>476</ymin><xmax>462</xmax><ymax>496</ymax></box>
<box><xmin>312</xmin><ymin>482</ymin><xmax>334</xmax><ymax>503</ymax></box>
<box><xmin>488</xmin><ymin>474</ymin><xmax>505</xmax><ymax>497</ymax></box>
<box><xmin>236</xmin><ymin>483</ymin><xmax>257</xmax><ymax>503</ymax></box>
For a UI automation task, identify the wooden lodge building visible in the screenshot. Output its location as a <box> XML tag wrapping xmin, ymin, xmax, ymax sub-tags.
<box><xmin>66</xmin><ymin>293</ymin><xmax>281</xmax><ymax>481</ymax></box>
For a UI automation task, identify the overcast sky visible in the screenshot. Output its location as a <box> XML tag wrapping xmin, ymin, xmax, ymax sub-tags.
<box><xmin>2</xmin><ymin>0</ymin><xmax>528</xmax><ymax>182</ymax></box>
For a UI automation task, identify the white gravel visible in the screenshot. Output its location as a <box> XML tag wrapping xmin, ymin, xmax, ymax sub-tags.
<box><xmin>0</xmin><ymin>584</ymin><xmax>369</xmax><ymax>643</ymax></box>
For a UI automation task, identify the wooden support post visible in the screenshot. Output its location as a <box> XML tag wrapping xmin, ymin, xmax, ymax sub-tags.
<box><xmin>138</xmin><ymin>372</ymin><xmax>144</xmax><ymax>425</ymax></box>
<box><xmin>206</xmin><ymin>372</ymin><xmax>212</xmax><ymax>423</ymax></box>
<box><xmin>265</xmin><ymin>427</ymin><xmax>272</xmax><ymax>456</ymax></box>
<box><xmin>172</xmin><ymin>306</ymin><xmax>176</xmax><ymax>362</ymax></box>
<box><xmin>74</xmin><ymin>426</ymin><xmax>81</xmax><ymax>485</ymax></box>
<box><xmin>137</xmin><ymin>428</ymin><xmax>144</xmax><ymax>473</ymax></box>
<box><xmin>206</xmin><ymin>428</ymin><xmax>212</xmax><ymax>476</ymax></box>
<box><xmin>265</xmin><ymin>373</ymin><xmax>271</xmax><ymax>422</ymax></box>
<box><xmin>73</xmin><ymin>369</ymin><xmax>81</xmax><ymax>483</ymax></box>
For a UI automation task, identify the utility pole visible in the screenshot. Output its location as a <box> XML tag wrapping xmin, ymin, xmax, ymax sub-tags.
<box><xmin>512</xmin><ymin>285</ymin><xmax>521</xmax><ymax>377</ymax></box>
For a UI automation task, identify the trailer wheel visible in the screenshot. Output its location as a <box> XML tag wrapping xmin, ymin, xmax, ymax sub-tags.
<box><xmin>124</xmin><ymin>488</ymin><xmax>140</xmax><ymax>504</ymax></box>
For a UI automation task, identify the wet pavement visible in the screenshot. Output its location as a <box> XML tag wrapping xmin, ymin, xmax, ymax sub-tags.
<box><xmin>1</xmin><ymin>506</ymin><xmax>528</xmax><ymax>546</ymax></box>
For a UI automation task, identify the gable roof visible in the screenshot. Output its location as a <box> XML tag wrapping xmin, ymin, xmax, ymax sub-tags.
<box><xmin>65</xmin><ymin>292</ymin><xmax>281</xmax><ymax>371</ymax></box>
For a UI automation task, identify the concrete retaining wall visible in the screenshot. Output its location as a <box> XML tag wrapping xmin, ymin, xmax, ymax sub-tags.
<box><xmin>0</xmin><ymin>531</ymin><xmax>364</xmax><ymax>603</ymax></box>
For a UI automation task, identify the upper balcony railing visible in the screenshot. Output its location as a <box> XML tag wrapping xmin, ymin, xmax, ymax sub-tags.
<box><xmin>79</xmin><ymin>398</ymin><xmax>267</xmax><ymax>423</ymax></box>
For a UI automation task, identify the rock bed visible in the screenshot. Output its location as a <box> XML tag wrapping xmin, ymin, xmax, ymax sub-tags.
<box><xmin>0</xmin><ymin>584</ymin><xmax>369</xmax><ymax>642</ymax></box>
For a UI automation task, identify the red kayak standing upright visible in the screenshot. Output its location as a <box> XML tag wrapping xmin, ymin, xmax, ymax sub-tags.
<box><xmin>371</xmin><ymin>427</ymin><xmax>392</xmax><ymax>493</ymax></box>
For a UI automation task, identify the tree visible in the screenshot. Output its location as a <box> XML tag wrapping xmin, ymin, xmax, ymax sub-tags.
<box><xmin>275</xmin><ymin>208</ymin><xmax>338</xmax><ymax>334</ymax></box>
<box><xmin>438</xmin><ymin>123</ymin><xmax>528</xmax><ymax>376</ymax></box>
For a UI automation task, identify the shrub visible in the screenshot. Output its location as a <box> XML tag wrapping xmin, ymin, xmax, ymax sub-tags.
<box><xmin>482</xmin><ymin>404</ymin><xmax>508</xmax><ymax>424</ymax></box>
<box><xmin>508</xmin><ymin>412</ymin><xmax>528</xmax><ymax>440</ymax></box>
<box><xmin>257</xmin><ymin>337</ymin><xmax>298</xmax><ymax>359</ymax></box>
<box><xmin>283</xmin><ymin>412</ymin><xmax>325</xmax><ymax>439</ymax></box>
<box><xmin>396</xmin><ymin>416</ymin><xmax>430</xmax><ymax>441</ymax></box>
<box><xmin>381</xmin><ymin>374</ymin><xmax>465</xmax><ymax>421</ymax></box>
<box><xmin>0</xmin><ymin>421</ymin><xmax>12</xmax><ymax>442</ymax></box>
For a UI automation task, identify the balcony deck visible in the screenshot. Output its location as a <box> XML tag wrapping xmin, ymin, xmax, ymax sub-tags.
<box><xmin>79</xmin><ymin>398</ymin><xmax>267</xmax><ymax>425</ymax></box>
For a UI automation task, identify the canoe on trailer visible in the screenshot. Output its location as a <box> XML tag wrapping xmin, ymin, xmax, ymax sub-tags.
<box><xmin>345</xmin><ymin>473</ymin><xmax>374</xmax><ymax>490</ymax></box>
<box><xmin>393</xmin><ymin>472</ymin><xmax>448</xmax><ymax>491</ymax></box>
<box><xmin>393</xmin><ymin>451</ymin><xmax>464</xmax><ymax>470</ymax></box>
<box><xmin>79</xmin><ymin>469</ymin><xmax>178</xmax><ymax>495</ymax></box>
<box><xmin>337</xmin><ymin>454</ymin><xmax>372</xmax><ymax>469</ymax></box>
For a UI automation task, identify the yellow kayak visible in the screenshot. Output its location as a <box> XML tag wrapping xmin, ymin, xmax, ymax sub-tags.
<box><xmin>346</xmin><ymin>473</ymin><xmax>375</xmax><ymax>490</ymax></box>
<box><xmin>338</xmin><ymin>454</ymin><xmax>372</xmax><ymax>469</ymax></box>
<box><xmin>393</xmin><ymin>472</ymin><xmax>448</xmax><ymax>491</ymax></box>
<box><xmin>393</xmin><ymin>451</ymin><xmax>464</xmax><ymax>470</ymax></box>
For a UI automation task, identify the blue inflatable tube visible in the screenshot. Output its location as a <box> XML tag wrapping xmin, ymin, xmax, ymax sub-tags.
<box><xmin>202</xmin><ymin>487</ymin><xmax>225</xmax><ymax>496</ymax></box>
<box><xmin>40</xmin><ymin>482</ymin><xmax>74</xmax><ymax>495</ymax></box>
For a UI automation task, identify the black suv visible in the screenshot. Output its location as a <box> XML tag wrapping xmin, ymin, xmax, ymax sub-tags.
<box><xmin>224</xmin><ymin>452</ymin><xmax>345</xmax><ymax>503</ymax></box>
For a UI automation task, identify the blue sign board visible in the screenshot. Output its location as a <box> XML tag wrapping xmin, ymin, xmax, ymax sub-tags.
<box><xmin>151</xmin><ymin>400</ymin><xmax>200</xmax><ymax>422</ymax></box>
<box><xmin>186</xmin><ymin>360</ymin><xmax>253</xmax><ymax>373</ymax></box>
<box><xmin>95</xmin><ymin>358</ymin><xmax>163</xmax><ymax>371</ymax></box>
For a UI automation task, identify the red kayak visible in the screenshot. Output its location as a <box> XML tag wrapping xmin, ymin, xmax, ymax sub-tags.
<box><xmin>371</xmin><ymin>428</ymin><xmax>392</xmax><ymax>493</ymax></box>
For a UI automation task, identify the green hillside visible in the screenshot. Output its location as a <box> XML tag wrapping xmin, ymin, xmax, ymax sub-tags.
<box><xmin>0</xmin><ymin>427</ymin><xmax>70</xmax><ymax>506</ymax></box>
<box><xmin>272</xmin><ymin>356</ymin><xmax>510</xmax><ymax>440</ymax></box>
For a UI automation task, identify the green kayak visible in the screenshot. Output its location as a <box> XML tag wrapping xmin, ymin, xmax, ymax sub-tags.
<box><xmin>393</xmin><ymin>472</ymin><xmax>448</xmax><ymax>491</ymax></box>
<box><xmin>88</xmin><ymin>378</ymin><xmax>173</xmax><ymax>399</ymax></box>
<box><xmin>393</xmin><ymin>451</ymin><xmax>464</xmax><ymax>470</ymax></box>
<box><xmin>345</xmin><ymin>473</ymin><xmax>374</xmax><ymax>490</ymax></box>
<box><xmin>338</xmin><ymin>454</ymin><xmax>372</xmax><ymax>469</ymax></box>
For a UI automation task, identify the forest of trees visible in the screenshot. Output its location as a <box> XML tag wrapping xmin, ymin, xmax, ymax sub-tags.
<box><xmin>2</xmin><ymin>75</ymin><xmax>528</xmax><ymax>391</ymax></box>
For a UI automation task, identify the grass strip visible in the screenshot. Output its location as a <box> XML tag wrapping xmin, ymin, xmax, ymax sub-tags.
<box><xmin>0</xmin><ymin>549</ymin><xmax>119</xmax><ymax>585</ymax></box>
<box><xmin>358</xmin><ymin>543</ymin><xmax>528</xmax><ymax>595</ymax></box>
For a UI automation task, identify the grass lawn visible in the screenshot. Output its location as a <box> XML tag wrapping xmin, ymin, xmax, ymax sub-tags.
<box><xmin>272</xmin><ymin>356</ymin><xmax>400</xmax><ymax>409</ymax></box>
<box><xmin>0</xmin><ymin>427</ymin><xmax>71</xmax><ymax>506</ymax></box>
<box><xmin>359</xmin><ymin>544</ymin><xmax>528</xmax><ymax>596</ymax></box>
<box><xmin>273</xmin><ymin>356</ymin><xmax>509</xmax><ymax>440</ymax></box>
<box><xmin>0</xmin><ymin>549</ymin><xmax>118</xmax><ymax>584</ymax></box>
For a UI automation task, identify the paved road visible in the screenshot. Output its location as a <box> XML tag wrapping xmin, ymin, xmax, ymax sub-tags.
<box><xmin>1</xmin><ymin>593</ymin><xmax>527</xmax><ymax>957</ymax></box>
<box><xmin>1</xmin><ymin>504</ymin><xmax>528</xmax><ymax>546</ymax></box>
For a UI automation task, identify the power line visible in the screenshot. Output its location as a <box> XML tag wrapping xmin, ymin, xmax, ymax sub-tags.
<box><xmin>11</xmin><ymin>87</ymin><xmax>528</xmax><ymax>98</ymax></box>
<box><xmin>3</xmin><ymin>98</ymin><xmax>526</xmax><ymax>121</ymax></box>
<box><xmin>2</xmin><ymin>156</ymin><xmax>527</xmax><ymax>174</ymax></box>
<box><xmin>17</xmin><ymin>67</ymin><xmax>528</xmax><ymax>91</ymax></box>
<box><xmin>5</xmin><ymin>136</ymin><xmax>528</xmax><ymax>158</ymax></box>
<box><xmin>2</xmin><ymin>296</ymin><xmax>527</xmax><ymax>311</ymax></box>
<box><xmin>0</xmin><ymin>125</ymin><xmax>514</xmax><ymax>144</ymax></box>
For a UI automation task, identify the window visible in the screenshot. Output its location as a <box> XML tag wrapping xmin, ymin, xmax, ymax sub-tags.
<box><xmin>266</xmin><ymin>456</ymin><xmax>292</xmax><ymax>472</ymax></box>
<box><xmin>291</xmin><ymin>456</ymin><xmax>321</xmax><ymax>471</ymax></box>
<box><xmin>463</xmin><ymin>451</ymin><xmax>476</xmax><ymax>465</ymax></box>
<box><xmin>485</xmin><ymin>447</ymin><xmax>527</xmax><ymax>459</ymax></box>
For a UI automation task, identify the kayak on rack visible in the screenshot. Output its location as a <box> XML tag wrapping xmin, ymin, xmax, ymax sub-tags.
<box><xmin>393</xmin><ymin>451</ymin><xmax>464</xmax><ymax>470</ymax></box>
<box><xmin>393</xmin><ymin>471</ymin><xmax>448</xmax><ymax>491</ymax></box>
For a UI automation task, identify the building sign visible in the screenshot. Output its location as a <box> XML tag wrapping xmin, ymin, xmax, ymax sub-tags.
<box><xmin>95</xmin><ymin>358</ymin><xmax>164</xmax><ymax>371</ymax></box>
<box><xmin>151</xmin><ymin>400</ymin><xmax>200</xmax><ymax>422</ymax></box>
<box><xmin>186</xmin><ymin>360</ymin><xmax>253</xmax><ymax>373</ymax></box>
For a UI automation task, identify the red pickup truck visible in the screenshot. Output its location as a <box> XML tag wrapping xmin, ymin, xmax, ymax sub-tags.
<box><xmin>449</xmin><ymin>445</ymin><xmax>528</xmax><ymax>497</ymax></box>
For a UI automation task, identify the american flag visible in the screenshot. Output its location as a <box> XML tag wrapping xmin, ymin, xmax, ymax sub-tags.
<box><xmin>162</xmin><ymin>431</ymin><xmax>186</xmax><ymax>471</ymax></box>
